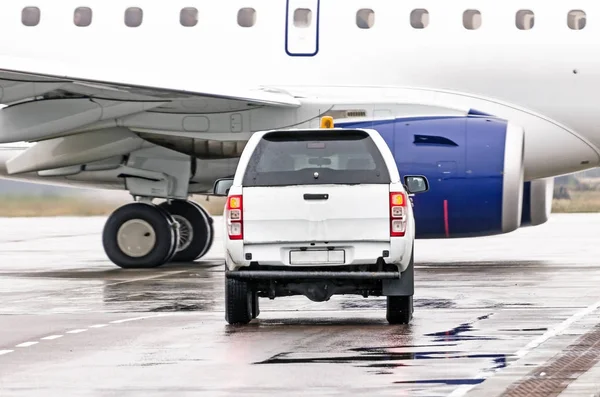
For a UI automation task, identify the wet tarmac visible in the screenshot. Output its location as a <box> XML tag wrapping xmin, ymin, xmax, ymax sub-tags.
<box><xmin>1</xmin><ymin>214</ymin><xmax>600</xmax><ymax>396</ymax></box>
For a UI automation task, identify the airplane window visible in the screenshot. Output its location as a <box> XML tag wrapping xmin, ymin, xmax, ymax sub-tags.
<box><xmin>568</xmin><ymin>10</ymin><xmax>587</xmax><ymax>30</ymax></box>
<box><xmin>294</xmin><ymin>8</ymin><xmax>312</xmax><ymax>28</ymax></box>
<box><xmin>356</xmin><ymin>9</ymin><xmax>374</xmax><ymax>29</ymax></box>
<box><xmin>180</xmin><ymin>7</ymin><xmax>198</xmax><ymax>27</ymax></box>
<box><xmin>22</xmin><ymin>7</ymin><xmax>40</xmax><ymax>27</ymax></box>
<box><xmin>238</xmin><ymin>8</ymin><xmax>256</xmax><ymax>28</ymax></box>
<box><xmin>410</xmin><ymin>9</ymin><xmax>429</xmax><ymax>29</ymax></box>
<box><xmin>516</xmin><ymin>10</ymin><xmax>534</xmax><ymax>30</ymax></box>
<box><xmin>463</xmin><ymin>9</ymin><xmax>481</xmax><ymax>30</ymax></box>
<box><xmin>125</xmin><ymin>7</ymin><xmax>143</xmax><ymax>28</ymax></box>
<box><xmin>74</xmin><ymin>7</ymin><xmax>93</xmax><ymax>27</ymax></box>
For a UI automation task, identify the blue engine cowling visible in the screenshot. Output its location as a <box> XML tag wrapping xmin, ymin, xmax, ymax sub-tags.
<box><xmin>338</xmin><ymin>116</ymin><xmax>525</xmax><ymax>238</ymax></box>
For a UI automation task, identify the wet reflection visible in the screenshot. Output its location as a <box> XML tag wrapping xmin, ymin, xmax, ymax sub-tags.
<box><xmin>102</xmin><ymin>262</ymin><xmax>222</xmax><ymax>312</ymax></box>
<box><xmin>425</xmin><ymin>313</ymin><xmax>497</xmax><ymax>342</ymax></box>
<box><xmin>257</xmin><ymin>350</ymin><xmax>512</xmax><ymax>366</ymax></box>
<box><xmin>396</xmin><ymin>379</ymin><xmax>485</xmax><ymax>385</ymax></box>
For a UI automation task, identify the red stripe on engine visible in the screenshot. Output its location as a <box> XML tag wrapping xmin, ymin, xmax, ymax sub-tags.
<box><xmin>443</xmin><ymin>200</ymin><xmax>450</xmax><ymax>238</ymax></box>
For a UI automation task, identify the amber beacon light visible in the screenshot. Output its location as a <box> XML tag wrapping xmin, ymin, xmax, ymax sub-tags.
<box><xmin>320</xmin><ymin>116</ymin><xmax>334</xmax><ymax>129</ymax></box>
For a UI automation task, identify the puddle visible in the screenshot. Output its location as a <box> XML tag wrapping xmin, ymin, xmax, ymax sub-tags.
<box><xmin>425</xmin><ymin>313</ymin><xmax>496</xmax><ymax>342</ymax></box>
<box><xmin>415</xmin><ymin>299</ymin><xmax>456</xmax><ymax>309</ymax></box>
<box><xmin>498</xmin><ymin>328</ymin><xmax>548</xmax><ymax>332</ymax></box>
<box><xmin>150</xmin><ymin>303</ymin><xmax>203</xmax><ymax>312</ymax></box>
<box><xmin>256</xmin><ymin>350</ymin><xmax>513</xmax><ymax>367</ymax></box>
<box><xmin>351</xmin><ymin>344</ymin><xmax>458</xmax><ymax>352</ymax></box>
<box><xmin>340</xmin><ymin>298</ymin><xmax>456</xmax><ymax>310</ymax></box>
<box><xmin>395</xmin><ymin>378</ymin><xmax>485</xmax><ymax>385</ymax></box>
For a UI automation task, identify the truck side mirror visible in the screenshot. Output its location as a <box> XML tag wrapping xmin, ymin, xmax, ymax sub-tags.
<box><xmin>212</xmin><ymin>178</ymin><xmax>234</xmax><ymax>196</ymax></box>
<box><xmin>404</xmin><ymin>175</ymin><xmax>429</xmax><ymax>194</ymax></box>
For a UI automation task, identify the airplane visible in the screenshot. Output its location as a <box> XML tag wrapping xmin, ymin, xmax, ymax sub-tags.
<box><xmin>0</xmin><ymin>0</ymin><xmax>597</xmax><ymax>269</ymax></box>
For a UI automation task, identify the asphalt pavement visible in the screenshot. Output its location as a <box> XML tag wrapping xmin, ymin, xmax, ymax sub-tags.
<box><xmin>1</xmin><ymin>214</ymin><xmax>600</xmax><ymax>396</ymax></box>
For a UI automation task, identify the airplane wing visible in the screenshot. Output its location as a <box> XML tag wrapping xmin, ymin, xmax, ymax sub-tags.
<box><xmin>0</xmin><ymin>69</ymin><xmax>300</xmax><ymax>108</ymax></box>
<box><xmin>0</xmin><ymin>55</ymin><xmax>303</xmax><ymax>145</ymax></box>
<box><xmin>0</xmin><ymin>55</ymin><xmax>301</xmax><ymax>108</ymax></box>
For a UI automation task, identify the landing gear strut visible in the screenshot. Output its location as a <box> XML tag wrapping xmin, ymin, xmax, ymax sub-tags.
<box><xmin>102</xmin><ymin>200</ymin><xmax>214</xmax><ymax>269</ymax></box>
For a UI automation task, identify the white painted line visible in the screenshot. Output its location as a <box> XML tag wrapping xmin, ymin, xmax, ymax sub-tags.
<box><xmin>89</xmin><ymin>324</ymin><xmax>108</xmax><ymax>328</ymax></box>
<box><xmin>0</xmin><ymin>350</ymin><xmax>13</xmax><ymax>356</ymax></box>
<box><xmin>514</xmin><ymin>300</ymin><xmax>600</xmax><ymax>359</ymax></box>
<box><xmin>66</xmin><ymin>329</ymin><xmax>88</xmax><ymax>334</ymax></box>
<box><xmin>448</xmin><ymin>299</ymin><xmax>600</xmax><ymax>397</ymax></box>
<box><xmin>110</xmin><ymin>315</ymin><xmax>163</xmax><ymax>324</ymax></box>
<box><xmin>16</xmin><ymin>341</ymin><xmax>38</xmax><ymax>347</ymax></box>
<box><xmin>40</xmin><ymin>335</ymin><xmax>63</xmax><ymax>340</ymax></box>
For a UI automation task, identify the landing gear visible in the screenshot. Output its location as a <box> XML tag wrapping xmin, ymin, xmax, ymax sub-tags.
<box><xmin>102</xmin><ymin>202</ymin><xmax>179</xmax><ymax>269</ymax></box>
<box><xmin>102</xmin><ymin>199</ymin><xmax>214</xmax><ymax>269</ymax></box>
<box><xmin>158</xmin><ymin>200</ymin><xmax>214</xmax><ymax>262</ymax></box>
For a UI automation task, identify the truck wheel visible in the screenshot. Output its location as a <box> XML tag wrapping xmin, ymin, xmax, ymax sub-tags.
<box><xmin>225</xmin><ymin>277</ymin><xmax>253</xmax><ymax>325</ymax></box>
<box><xmin>386</xmin><ymin>295</ymin><xmax>413</xmax><ymax>325</ymax></box>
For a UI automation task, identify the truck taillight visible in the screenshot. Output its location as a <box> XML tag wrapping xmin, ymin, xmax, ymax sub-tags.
<box><xmin>390</xmin><ymin>192</ymin><xmax>407</xmax><ymax>237</ymax></box>
<box><xmin>226</xmin><ymin>195</ymin><xmax>243</xmax><ymax>240</ymax></box>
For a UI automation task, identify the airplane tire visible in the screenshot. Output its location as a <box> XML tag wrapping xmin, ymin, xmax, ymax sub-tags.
<box><xmin>102</xmin><ymin>202</ymin><xmax>177</xmax><ymax>269</ymax></box>
<box><xmin>158</xmin><ymin>200</ymin><xmax>213</xmax><ymax>262</ymax></box>
<box><xmin>190</xmin><ymin>201</ymin><xmax>215</xmax><ymax>260</ymax></box>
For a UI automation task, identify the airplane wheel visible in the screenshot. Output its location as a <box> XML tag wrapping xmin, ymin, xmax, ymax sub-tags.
<box><xmin>102</xmin><ymin>202</ymin><xmax>178</xmax><ymax>269</ymax></box>
<box><xmin>159</xmin><ymin>200</ymin><xmax>213</xmax><ymax>262</ymax></box>
<box><xmin>190</xmin><ymin>201</ymin><xmax>215</xmax><ymax>260</ymax></box>
<box><xmin>155</xmin><ymin>204</ymin><xmax>180</xmax><ymax>263</ymax></box>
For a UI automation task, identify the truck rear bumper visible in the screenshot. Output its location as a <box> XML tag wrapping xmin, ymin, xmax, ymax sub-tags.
<box><xmin>225</xmin><ymin>239</ymin><xmax>410</xmax><ymax>271</ymax></box>
<box><xmin>226</xmin><ymin>270</ymin><xmax>400</xmax><ymax>280</ymax></box>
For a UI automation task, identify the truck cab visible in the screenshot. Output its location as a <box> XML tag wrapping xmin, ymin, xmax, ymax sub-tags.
<box><xmin>213</xmin><ymin>121</ymin><xmax>429</xmax><ymax>325</ymax></box>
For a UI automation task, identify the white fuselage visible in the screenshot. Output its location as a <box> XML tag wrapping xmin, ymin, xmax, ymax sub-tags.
<box><xmin>0</xmin><ymin>0</ymin><xmax>599</xmax><ymax>186</ymax></box>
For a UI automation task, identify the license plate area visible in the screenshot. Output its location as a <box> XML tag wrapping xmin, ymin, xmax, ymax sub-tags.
<box><xmin>289</xmin><ymin>249</ymin><xmax>345</xmax><ymax>265</ymax></box>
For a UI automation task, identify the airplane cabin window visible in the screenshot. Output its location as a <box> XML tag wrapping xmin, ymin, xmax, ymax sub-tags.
<box><xmin>74</xmin><ymin>7</ymin><xmax>93</xmax><ymax>27</ymax></box>
<box><xmin>463</xmin><ymin>9</ymin><xmax>481</xmax><ymax>30</ymax></box>
<box><xmin>125</xmin><ymin>7</ymin><xmax>143</xmax><ymax>28</ymax></box>
<box><xmin>356</xmin><ymin>9</ymin><xmax>375</xmax><ymax>29</ymax></box>
<box><xmin>22</xmin><ymin>7</ymin><xmax>40</xmax><ymax>27</ymax></box>
<box><xmin>294</xmin><ymin>8</ymin><xmax>312</xmax><ymax>28</ymax></box>
<box><xmin>516</xmin><ymin>10</ymin><xmax>534</xmax><ymax>30</ymax></box>
<box><xmin>410</xmin><ymin>9</ymin><xmax>429</xmax><ymax>29</ymax></box>
<box><xmin>238</xmin><ymin>8</ymin><xmax>256</xmax><ymax>28</ymax></box>
<box><xmin>568</xmin><ymin>10</ymin><xmax>587</xmax><ymax>30</ymax></box>
<box><xmin>180</xmin><ymin>7</ymin><xmax>198</xmax><ymax>27</ymax></box>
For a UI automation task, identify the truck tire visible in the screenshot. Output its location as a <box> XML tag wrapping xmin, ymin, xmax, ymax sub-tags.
<box><xmin>386</xmin><ymin>295</ymin><xmax>413</xmax><ymax>325</ymax></box>
<box><xmin>225</xmin><ymin>276</ymin><xmax>253</xmax><ymax>325</ymax></box>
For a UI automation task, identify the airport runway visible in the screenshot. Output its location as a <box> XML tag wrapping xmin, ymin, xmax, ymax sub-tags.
<box><xmin>1</xmin><ymin>214</ymin><xmax>600</xmax><ymax>396</ymax></box>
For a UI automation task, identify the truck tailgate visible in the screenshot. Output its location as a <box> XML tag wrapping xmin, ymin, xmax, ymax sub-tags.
<box><xmin>243</xmin><ymin>184</ymin><xmax>390</xmax><ymax>244</ymax></box>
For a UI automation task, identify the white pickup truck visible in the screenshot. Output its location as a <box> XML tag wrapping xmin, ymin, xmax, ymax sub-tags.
<box><xmin>212</xmin><ymin>123</ymin><xmax>429</xmax><ymax>325</ymax></box>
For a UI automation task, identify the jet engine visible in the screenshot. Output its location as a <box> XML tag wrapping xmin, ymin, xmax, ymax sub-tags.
<box><xmin>339</xmin><ymin>115</ymin><xmax>525</xmax><ymax>238</ymax></box>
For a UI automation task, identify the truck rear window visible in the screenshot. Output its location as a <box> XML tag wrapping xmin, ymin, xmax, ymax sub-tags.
<box><xmin>242</xmin><ymin>130</ymin><xmax>392</xmax><ymax>187</ymax></box>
